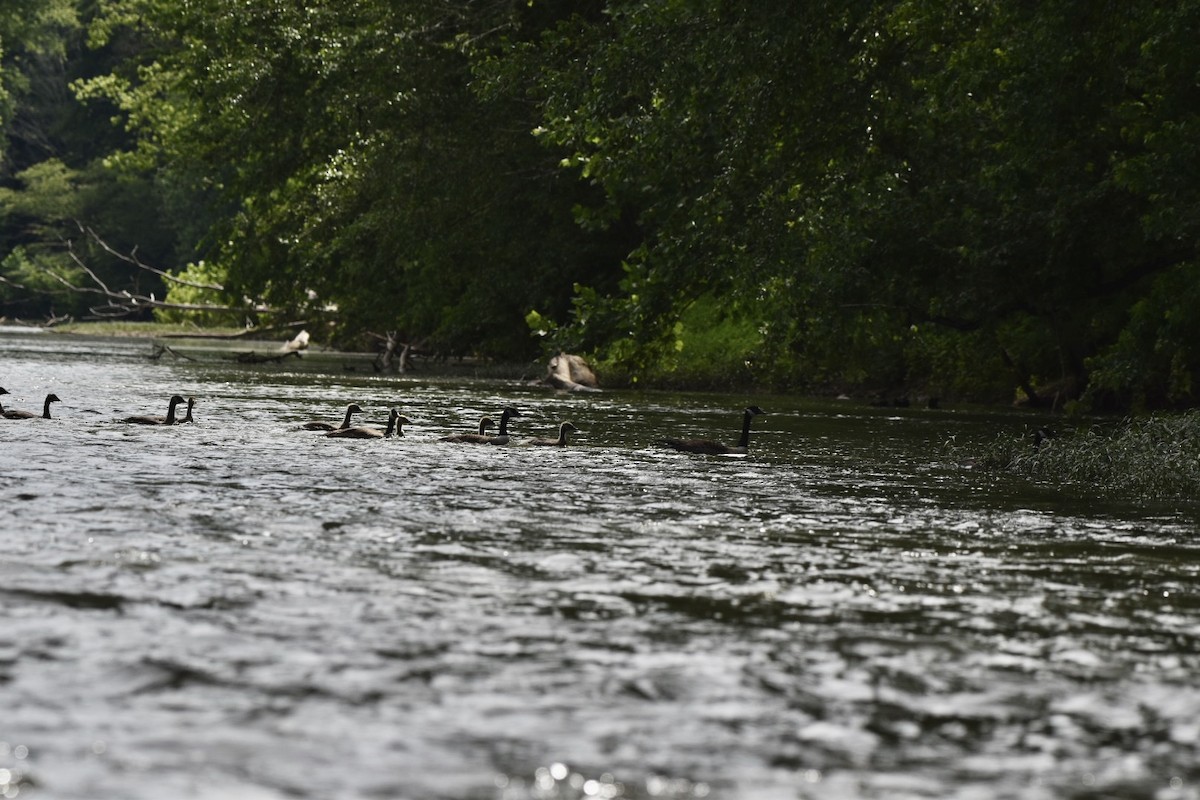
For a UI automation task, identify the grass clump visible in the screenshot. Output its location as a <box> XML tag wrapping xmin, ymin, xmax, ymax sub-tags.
<box><xmin>963</xmin><ymin>411</ymin><xmax>1200</xmax><ymax>502</ymax></box>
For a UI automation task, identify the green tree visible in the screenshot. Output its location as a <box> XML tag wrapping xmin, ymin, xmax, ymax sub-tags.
<box><xmin>1</xmin><ymin>0</ymin><xmax>202</xmax><ymax>320</ymax></box>
<box><xmin>518</xmin><ymin>1</ymin><xmax>1200</xmax><ymax>404</ymax></box>
<box><xmin>80</xmin><ymin>0</ymin><xmax>628</xmax><ymax>355</ymax></box>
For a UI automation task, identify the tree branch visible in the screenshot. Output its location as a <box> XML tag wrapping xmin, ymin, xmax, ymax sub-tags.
<box><xmin>75</xmin><ymin>221</ymin><xmax>226</xmax><ymax>291</ymax></box>
<box><xmin>60</xmin><ymin>241</ymin><xmax>255</xmax><ymax>314</ymax></box>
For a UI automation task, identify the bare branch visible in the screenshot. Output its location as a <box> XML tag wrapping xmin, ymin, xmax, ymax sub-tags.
<box><xmin>11</xmin><ymin>227</ymin><xmax>315</xmax><ymax>324</ymax></box>
<box><xmin>65</xmin><ymin>240</ymin><xmax>119</xmax><ymax>296</ymax></box>
<box><xmin>75</xmin><ymin>221</ymin><xmax>226</xmax><ymax>291</ymax></box>
<box><xmin>37</xmin><ymin>238</ymin><xmax>265</xmax><ymax>314</ymax></box>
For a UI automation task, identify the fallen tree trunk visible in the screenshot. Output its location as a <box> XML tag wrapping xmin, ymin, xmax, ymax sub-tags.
<box><xmin>233</xmin><ymin>350</ymin><xmax>303</xmax><ymax>364</ymax></box>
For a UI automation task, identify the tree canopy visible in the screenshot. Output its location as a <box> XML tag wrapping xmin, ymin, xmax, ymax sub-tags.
<box><xmin>2</xmin><ymin>1</ymin><xmax>1198</xmax><ymax>409</ymax></box>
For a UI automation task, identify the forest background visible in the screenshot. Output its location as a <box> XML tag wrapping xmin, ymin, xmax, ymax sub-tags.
<box><xmin>2</xmin><ymin>0</ymin><xmax>1198</xmax><ymax>411</ymax></box>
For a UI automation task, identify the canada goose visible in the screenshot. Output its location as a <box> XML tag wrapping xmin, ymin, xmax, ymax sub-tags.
<box><xmin>122</xmin><ymin>394</ymin><xmax>186</xmax><ymax>425</ymax></box>
<box><xmin>1032</xmin><ymin>427</ymin><xmax>1055</xmax><ymax>451</ymax></box>
<box><xmin>524</xmin><ymin>421</ymin><xmax>579</xmax><ymax>446</ymax></box>
<box><xmin>440</xmin><ymin>416</ymin><xmax>495</xmax><ymax>443</ymax></box>
<box><xmin>3</xmin><ymin>393</ymin><xmax>61</xmax><ymax>420</ymax></box>
<box><xmin>179</xmin><ymin>396</ymin><xmax>196</xmax><ymax>423</ymax></box>
<box><xmin>485</xmin><ymin>406</ymin><xmax>522</xmax><ymax>445</ymax></box>
<box><xmin>659</xmin><ymin>406</ymin><xmax>766</xmax><ymax>455</ymax></box>
<box><xmin>325</xmin><ymin>408</ymin><xmax>410</xmax><ymax>439</ymax></box>
<box><xmin>302</xmin><ymin>403</ymin><xmax>363</xmax><ymax>431</ymax></box>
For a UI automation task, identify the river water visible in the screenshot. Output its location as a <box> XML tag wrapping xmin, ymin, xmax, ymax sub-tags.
<box><xmin>1</xmin><ymin>329</ymin><xmax>1198</xmax><ymax>800</ymax></box>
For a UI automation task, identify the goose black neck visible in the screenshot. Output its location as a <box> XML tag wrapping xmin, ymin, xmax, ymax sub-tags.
<box><xmin>737</xmin><ymin>408</ymin><xmax>755</xmax><ymax>448</ymax></box>
<box><xmin>165</xmin><ymin>396</ymin><xmax>184</xmax><ymax>424</ymax></box>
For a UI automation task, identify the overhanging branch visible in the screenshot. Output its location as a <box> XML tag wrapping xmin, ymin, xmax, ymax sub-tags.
<box><xmin>60</xmin><ymin>242</ymin><xmax>262</xmax><ymax>314</ymax></box>
<box><xmin>75</xmin><ymin>221</ymin><xmax>225</xmax><ymax>291</ymax></box>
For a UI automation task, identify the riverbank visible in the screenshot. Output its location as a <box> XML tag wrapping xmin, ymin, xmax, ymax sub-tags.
<box><xmin>44</xmin><ymin>320</ymin><xmax>267</xmax><ymax>338</ymax></box>
<box><xmin>27</xmin><ymin>320</ymin><xmax>542</xmax><ymax>381</ymax></box>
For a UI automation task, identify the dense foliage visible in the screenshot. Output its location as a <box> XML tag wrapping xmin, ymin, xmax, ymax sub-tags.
<box><xmin>2</xmin><ymin>1</ymin><xmax>1198</xmax><ymax>406</ymax></box>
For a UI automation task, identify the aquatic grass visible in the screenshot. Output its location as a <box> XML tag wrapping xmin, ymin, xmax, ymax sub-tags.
<box><xmin>958</xmin><ymin>411</ymin><xmax>1200</xmax><ymax>502</ymax></box>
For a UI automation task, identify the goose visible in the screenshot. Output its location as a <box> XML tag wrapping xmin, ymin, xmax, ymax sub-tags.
<box><xmin>325</xmin><ymin>408</ymin><xmax>410</xmax><ymax>439</ymax></box>
<box><xmin>440</xmin><ymin>416</ymin><xmax>495</xmax><ymax>443</ymax></box>
<box><xmin>524</xmin><ymin>421</ymin><xmax>579</xmax><ymax>447</ymax></box>
<box><xmin>485</xmin><ymin>406</ymin><xmax>522</xmax><ymax>445</ymax></box>
<box><xmin>659</xmin><ymin>406</ymin><xmax>766</xmax><ymax>455</ymax></box>
<box><xmin>1032</xmin><ymin>427</ymin><xmax>1055</xmax><ymax>452</ymax></box>
<box><xmin>122</xmin><ymin>394</ymin><xmax>186</xmax><ymax>425</ymax></box>
<box><xmin>179</xmin><ymin>396</ymin><xmax>196</xmax><ymax>423</ymax></box>
<box><xmin>302</xmin><ymin>403</ymin><xmax>363</xmax><ymax>431</ymax></box>
<box><xmin>3</xmin><ymin>393</ymin><xmax>61</xmax><ymax>420</ymax></box>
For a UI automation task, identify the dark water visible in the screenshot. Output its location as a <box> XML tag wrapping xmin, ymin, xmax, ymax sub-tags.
<box><xmin>2</xmin><ymin>329</ymin><xmax>1198</xmax><ymax>800</ymax></box>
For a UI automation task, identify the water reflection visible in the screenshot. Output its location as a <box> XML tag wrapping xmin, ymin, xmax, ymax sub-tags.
<box><xmin>1</xmin><ymin>330</ymin><xmax>1198</xmax><ymax>799</ymax></box>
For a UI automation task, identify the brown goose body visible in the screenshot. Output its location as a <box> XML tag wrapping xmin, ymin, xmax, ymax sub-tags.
<box><xmin>440</xmin><ymin>416</ymin><xmax>495</xmax><ymax>443</ymax></box>
<box><xmin>122</xmin><ymin>394</ymin><xmax>186</xmax><ymax>425</ymax></box>
<box><xmin>302</xmin><ymin>403</ymin><xmax>363</xmax><ymax>431</ymax></box>
<box><xmin>659</xmin><ymin>406</ymin><xmax>765</xmax><ymax>455</ymax></box>
<box><xmin>3</xmin><ymin>393</ymin><xmax>61</xmax><ymax>420</ymax></box>
<box><xmin>525</xmin><ymin>421</ymin><xmax>579</xmax><ymax>447</ymax></box>
<box><xmin>325</xmin><ymin>408</ymin><xmax>409</xmax><ymax>439</ymax></box>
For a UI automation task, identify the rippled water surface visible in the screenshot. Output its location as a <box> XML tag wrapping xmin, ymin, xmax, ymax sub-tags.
<box><xmin>2</xmin><ymin>330</ymin><xmax>1199</xmax><ymax>800</ymax></box>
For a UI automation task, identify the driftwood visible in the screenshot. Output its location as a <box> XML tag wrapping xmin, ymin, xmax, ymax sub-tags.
<box><xmin>369</xmin><ymin>331</ymin><xmax>420</xmax><ymax>373</ymax></box>
<box><xmin>280</xmin><ymin>329</ymin><xmax>310</xmax><ymax>353</ymax></box>
<box><xmin>158</xmin><ymin>321</ymin><xmax>311</xmax><ymax>340</ymax></box>
<box><xmin>147</xmin><ymin>329</ymin><xmax>308</xmax><ymax>364</ymax></box>
<box><xmin>543</xmin><ymin>352</ymin><xmax>601</xmax><ymax>393</ymax></box>
<box><xmin>148</xmin><ymin>343</ymin><xmax>197</xmax><ymax>362</ymax></box>
<box><xmin>232</xmin><ymin>350</ymin><xmax>302</xmax><ymax>364</ymax></box>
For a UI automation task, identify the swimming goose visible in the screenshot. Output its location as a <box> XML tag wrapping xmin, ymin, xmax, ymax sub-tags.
<box><xmin>440</xmin><ymin>416</ymin><xmax>495</xmax><ymax>443</ymax></box>
<box><xmin>302</xmin><ymin>403</ymin><xmax>363</xmax><ymax>431</ymax></box>
<box><xmin>325</xmin><ymin>408</ymin><xmax>410</xmax><ymax>439</ymax></box>
<box><xmin>524</xmin><ymin>421</ymin><xmax>579</xmax><ymax>446</ymax></box>
<box><xmin>659</xmin><ymin>406</ymin><xmax>766</xmax><ymax>455</ymax></box>
<box><xmin>2</xmin><ymin>392</ymin><xmax>61</xmax><ymax>420</ymax></box>
<box><xmin>179</xmin><ymin>396</ymin><xmax>196</xmax><ymax>423</ymax></box>
<box><xmin>122</xmin><ymin>394</ymin><xmax>186</xmax><ymax>425</ymax></box>
<box><xmin>485</xmin><ymin>406</ymin><xmax>522</xmax><ymax>445</ymax></box>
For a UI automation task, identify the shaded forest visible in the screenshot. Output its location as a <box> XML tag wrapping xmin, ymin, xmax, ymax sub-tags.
<box><xmin>2</xmin><ymin>1</ymin><xmax>1198</xmax><ymax>409</ymax></box>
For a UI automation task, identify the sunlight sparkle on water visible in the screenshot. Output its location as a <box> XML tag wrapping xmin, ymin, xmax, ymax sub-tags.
<box><xmin>4</xmin><ymin>329</ymin><xmax>1200</xmax><ymax>800</ymax></box>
